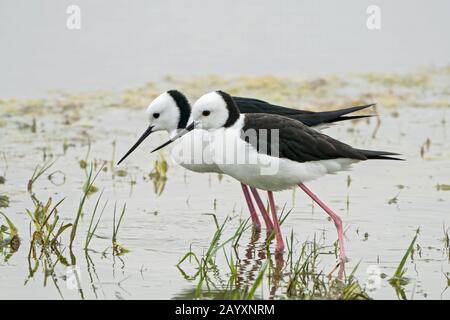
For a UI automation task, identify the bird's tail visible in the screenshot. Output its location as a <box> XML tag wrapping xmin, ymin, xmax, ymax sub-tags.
<box><xmin>295</xmin><ymin>104</ymin><xmax>376</xmax><ymax>126</ymax></box>
<box><xmin>358</xmin><ymin>149</ymin><xmax>404</xmax><ymax>161</ymax></box>
<box><xmin>318</xmin><ymin>104</ymin><xmax>376</xmax><ymax>123</ymax></box>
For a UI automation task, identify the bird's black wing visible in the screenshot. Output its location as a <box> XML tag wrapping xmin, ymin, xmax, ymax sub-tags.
<box><xmin>241</xmin><ymin>114</ymin><xmax>400</xmax><ymax>162</ymax></box>
<box><xmin>233</xmin><ymin>96</ymin><xmax>374</xmax><ymax>127</ymax></box>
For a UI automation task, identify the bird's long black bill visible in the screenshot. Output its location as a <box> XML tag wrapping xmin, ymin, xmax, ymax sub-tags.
<box><xmin>151</xmin><ymin>122</ymin><xmax>196</xmax><ymax>154</ymax></box>
<box><xmin>117</xmin><ymin>125</ymin><xmax>154</xmax><ymax>165</ymax></box>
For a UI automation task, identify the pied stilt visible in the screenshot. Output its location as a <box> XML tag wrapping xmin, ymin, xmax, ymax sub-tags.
<box><xmin>151</xmin><ymin>90</ymin><xmax>402</xmax><ymax>263</ymax></box>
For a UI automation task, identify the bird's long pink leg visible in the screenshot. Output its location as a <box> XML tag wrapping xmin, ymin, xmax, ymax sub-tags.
<box><xmin>240</xmin><ymin>183</ymin><xmax>261</xmax><ymax>231</ymax></box>
<box><xmin>298</xmin><ymin>183</ymin><xmax>347</xmax><ymax>263</ymax></box>
<box><xmin>267</xmin><ymin>191</ymin><xmax>285</xmax><ymax>253</ymax></box>
<box><xmin>249</xmin><ymin>187</ymin><xmax>274</xmax><ymax>232</ymax></box>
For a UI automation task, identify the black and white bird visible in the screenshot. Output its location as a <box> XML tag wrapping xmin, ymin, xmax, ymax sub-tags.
<box><xmin>151</xmin><ymin>90</ymin><xmax>402</xmax><ymax>263</ymax></box>
<box><xmin>117</xmin><ymin>90</ymin><xmax>374</xmax><ymax>235</ymax></box>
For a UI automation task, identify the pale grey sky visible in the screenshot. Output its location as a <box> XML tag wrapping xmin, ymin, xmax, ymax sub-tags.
<box><xmin>1</xmin><ymin>0</ymin><xmax>449</xmax><ymax>97</ymax></box>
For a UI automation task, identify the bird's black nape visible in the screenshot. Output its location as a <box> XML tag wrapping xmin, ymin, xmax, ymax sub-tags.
<box><xmin>216</xmin><ymin>90</ymin><xmax>240</xmax><ymax>127</ymax></box>
<box><xmin>167</xmin><ymin>90</ymin><xmax>191</xmax><ymax>129</ymax></box>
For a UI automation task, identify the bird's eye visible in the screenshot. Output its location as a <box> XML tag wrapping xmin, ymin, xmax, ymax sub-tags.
<box><xmin>153</xmin><ymin>113</ymin><xmax>160</xmax><ymax>119</ymax></box>
<box><xmin>202</xmin><ymin>110</ymin><xmax>211</xmax><ymax>116</ymax></box>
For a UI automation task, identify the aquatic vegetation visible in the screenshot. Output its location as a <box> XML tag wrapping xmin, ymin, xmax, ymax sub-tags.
<box><xmin>24</xmin><ymin>193</ymin><xmax>74</xmax><ymax>297</ymax></box>
<box><xmin>84</xmin><ymin>191</ymin><xmax>107</xmax><ymax>251</ymax></box>
<box><xmin>148</xmin><ymin>153</ymin><xmax>168</xmax><ymax>195</ymax></box>
<box><xmin>26</xmin><ymin>197</ymin><xmax>70</xmax><ymax>249</ymax></box>
<box><xmin>27</xmin><ymin>159</ymin><xmax>57</xmax><ymax>196</ymax></box>
<box><xmin>177</xmin><ymin>216</ymin><xmax>369</xmax><ymax>300</ymax></box>
<box><xmin>23</xmin><ymin>163</ymin><xmax>108</xmax><ymax>299</ymax></box>
<box><xmin>70</xmin><ymin>165</ymin><xmax>103</xmax><ymax>250</ymax></box>
<box><xmin>177</xmin><ymin>215</ymin><xmax>253</xmax><ymax>297</ymax></box>
<box><xmin>31</xmin><ymin>117</ymin><xmax>37</xmax><ymax>133</ymax></box>
<box><xmin>115</xmin><ymin>169</ymin><xmax>127</xmax><ymax>177</ymax></box>
<box><xmin>82</xmin><ymin>181</ymin><xmax>99</xmax><ymax>195</ymax></box>
<box><xmin>443</xmin><ymin>272</ymin><xmax>450</xmax><ymax>297</ymax></box>
<box><xmin>246</xmin><ymin>261</ymin><xmax>269</xmax><ymax>300</ymax></box>
<box><xmin>0</xmin><ymin>212</ymin><xmax>20</xmax><ymax>260</ymax></box>
<box><xmin>387</xmin><ymin>191</ymin><xmax>401</xmax><ymax>205</ymax></box>
<box><xmin>25</xmin><ymin>237</ymin><xmax>72</xmax><ymax>298</ymax></box>
<box><xmin>0</xmin><ymin>212</ymin><xmax>18</xmax><ymax>238</ymax></box>
<box><xmin>112</xmin><ymin>202</ymin><xmax>129</xmax><ymax>256</ymax></box>
<box><xmin>436</xmin><ymin>183</ymin><xmax>450</xmax><ymax>191</ymax></box>
<box><xmin>346</xmin><ymin>175</ymin><xmax>352</xmax><ymax>187</ymax></box>
<box><xmin>442</xmin><ymin>224</ymin><xmax>450</xmax><ymax>262</ymax></box>
<box><xmin>420</xmin><ymin>138</ymin><xmax>431</xmax><ymax>158</ymax></box>
<box><xmin>0</xmin><ymin>154</ymin><xmax>6</xmax><ymax>183</ymax></box>
<box><xmin>284</xmin><ymin>235</ymin><xmax>369</xmax><ymax>300</ymax></box>
<box><xmin>359</xmin><ymin>72</ymin><xmax>430</xmax><ymax>88</ymax></box>
<box><xmin>0</xmin><ymin>195</ymin><xmax>9</xmax><ymax>208</ymax></box>
<box><xmin>389</xmin><ymin>229</ymin><xmax>419</xmax><ymax>300</ymax></box>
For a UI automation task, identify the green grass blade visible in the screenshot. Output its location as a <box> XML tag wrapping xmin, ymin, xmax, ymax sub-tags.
<box><xmin>0</xmin><ymin>212</ymin><xmax>18</xmax><ymax>236</ymax></box>
<box><xmin>393</xmin><ymin>229</ymin><xmax>419</xmax><ymax>278</ymax></box>
<box><xmin>246</xmin><ymin>261</ymin><xmax>268</xmax><ymax>300</ymax></box>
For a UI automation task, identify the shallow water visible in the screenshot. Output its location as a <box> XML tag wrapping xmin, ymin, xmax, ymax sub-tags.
<box><xmin>1</xmin><ymin>83</ymin><xmax>449</xmax><ymax>299</ymax></box>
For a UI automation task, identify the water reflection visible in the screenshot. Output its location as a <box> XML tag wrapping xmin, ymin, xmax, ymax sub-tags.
<box><xmin>146</xmin><ymin>153</ymin><xmax>168</xmax><ymax>196</ymax></box>
<box><xmin>174</xmin><ymin>229</ymin><xmax>286</xmax><ymax>299</ymax></box>
<box><xmin>235</xmin><ymin>230</ymin><xmax>265</xmax><ymax>286</ymax></box>
<box><xmin>174</xmin><ymin>226</ymin><xmax>370</xmax><ymax>300</ymax></box>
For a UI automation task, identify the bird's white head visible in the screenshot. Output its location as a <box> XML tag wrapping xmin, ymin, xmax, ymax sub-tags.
<box><xmin>117</xmin><ymin>90</ymin><xmax>190</xmax><ymax>165</ymax></box>
<box><xmin>146</xmin><ymin>90</ymin><xmax>191</xmax><ymax>132</ymax></box>
<box><xmin>148</xmin><ymin>90</ymin><xmax>241</xmax><ymax>154</ymax></box>
<box><xmin>192</xmin><ymin>91</ymin><xmax>240</xmax><ymax>130</ymax></box>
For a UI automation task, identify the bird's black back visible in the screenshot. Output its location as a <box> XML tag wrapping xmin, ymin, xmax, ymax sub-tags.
<box><xmin>233</xmin><ymin>96</ymin><xmax>373</xmax><ymax>127</ymax></box>
<box><xmin>241</xmin><ymin>113</ymin><xmax>401</xmax><ymax>163</ymax></box>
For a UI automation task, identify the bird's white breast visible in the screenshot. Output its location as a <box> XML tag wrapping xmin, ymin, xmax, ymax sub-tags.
<box><xmin>169</xmin><ymin>129</ymin><xmax>222</xmax><ymax>174</ymax></box>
